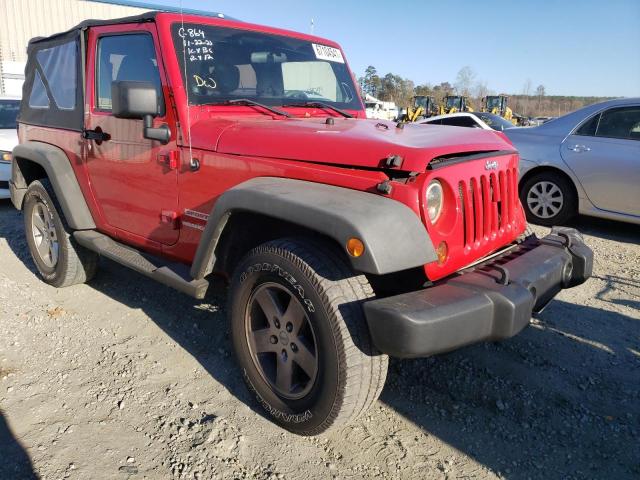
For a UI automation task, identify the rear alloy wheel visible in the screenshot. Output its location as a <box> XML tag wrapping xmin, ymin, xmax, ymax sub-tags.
<box><xmin>229</xmin><ymin>238</ymin><xmax>388</xmax><ymax>435</ymax></box>
<box><xmin>23</xmin><ymin>179</ymin><xmax>98</xmax><ymax>287</ymax></box>
<box><xmin>520</xmin><ymin>172</ymin><xmax>576</xmax><ymax>226</ymax></box>
<box><xmin>30</xmin><ymin>201</ymin><xmax>60</xmax><ymax>269</ymax></box>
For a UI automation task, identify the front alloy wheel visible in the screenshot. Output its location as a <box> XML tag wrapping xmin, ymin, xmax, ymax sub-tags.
<box><xmin>229</xmin><ymin>238</ymin><xmax>388</xmax><ymax>435</ymax></box>
<box><xmin>245</xmin><ymin>282</ymin><xmax>318</xmax><ymax>400</ymax></box>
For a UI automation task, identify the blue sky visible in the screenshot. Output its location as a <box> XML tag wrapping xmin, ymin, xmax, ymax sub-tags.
<box><xmin>137</xmin><ymin>0</ymin><xmax>639</xmax><ymax>97</ymax></box>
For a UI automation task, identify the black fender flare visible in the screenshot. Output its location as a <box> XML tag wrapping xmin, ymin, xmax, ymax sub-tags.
<box><xmin>11</xmin><ymin>141</ymin><xmax>95</xmax><ymax>230</ymax></box>
<box><xmin>191</xmin><ymin>177</ymin><xmax>437</xmax><ymax>279</ymax></box>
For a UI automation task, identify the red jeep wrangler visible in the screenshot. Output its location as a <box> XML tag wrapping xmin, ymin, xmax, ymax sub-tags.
<box><xmin>10</xmin><ymin>11</ymin><xmax>592</xmax><ymax>435</ymax></box>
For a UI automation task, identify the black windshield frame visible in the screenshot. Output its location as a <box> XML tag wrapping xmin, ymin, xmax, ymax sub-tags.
<box><xmin>171</xmin><ymin>23</ymin><xmax>361</xmax><ymax>110</ymax></box>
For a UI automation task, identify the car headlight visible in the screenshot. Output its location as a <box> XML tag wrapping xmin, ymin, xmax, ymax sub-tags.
<box><xmin>426</xmin><ymin>180</ymin><xmax>443</xmax><ymax>223</ymax></box>
<box><xmin>0</xmin><ymin>151</ymin><xmax>11</xmax><ymax>163</ymax></box>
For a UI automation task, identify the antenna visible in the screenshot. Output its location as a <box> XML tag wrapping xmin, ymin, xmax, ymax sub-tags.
<box><xmin>179</xmin><ymin>0</ymin><xmax>194</xmax><ymax>166</ymax></box>
<box><xmin>310</xmin><ymin>18</ymin><xmax>314</xmax><ymax>34</ymax></box>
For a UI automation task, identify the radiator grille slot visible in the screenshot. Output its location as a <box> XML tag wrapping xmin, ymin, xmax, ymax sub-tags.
<box><xmin>458</xmin><ymin>167</ymin><xmax>518</xmax><ymax>247</ymax></box>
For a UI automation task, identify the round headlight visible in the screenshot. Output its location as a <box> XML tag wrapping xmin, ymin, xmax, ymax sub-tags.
<box><xmin>426</xmin><ymin>180</ymin><xmax>443</xmax><ymax>223</ymax></box>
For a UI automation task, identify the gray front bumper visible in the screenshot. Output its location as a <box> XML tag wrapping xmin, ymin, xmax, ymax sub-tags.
<box><xmin>364</xmin><ymin>228</ymin><xmax>593</xmax><ymax>358</ymax></box>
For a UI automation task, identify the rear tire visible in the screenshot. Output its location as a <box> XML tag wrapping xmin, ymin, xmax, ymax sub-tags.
<box><xmin>229</xmin><ymin>238</ymin><xmax>388</xmax><ymax>435</ymax></box>
<box><xmin>23</xmin><ymin>179</ymin><xmax>98</xmax><ymax>287</ymax></box>
<box><xmin>520</xmin><ymin>172</ymin><xmax>576</xmax><ymax>226</ymax></box>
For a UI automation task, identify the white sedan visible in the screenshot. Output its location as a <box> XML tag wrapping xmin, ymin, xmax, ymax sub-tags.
<box><xmin>0</xmin><ymin>96</ymin><xmax>20</xmax><ymax>199</ymax></box>
<box><xmin>419</xmin><ymin>111</ymin><xmax>516</xmax><ymax>131</ymax></box>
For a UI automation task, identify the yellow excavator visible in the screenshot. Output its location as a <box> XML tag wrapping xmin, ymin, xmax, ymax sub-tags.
<box><xmin>402</xmin><ymin>95</ymin><xmax>440</xmax><ymax>122</ymax></box>
<box><xmin>481</xmin><ymin>95</ymin><xmax>527</xmax><ymax>125</ymax></box>
<box><xmin>441</xmin><ymin>95</ymin><xmax>474</xmax><ymax>114</ymax></box>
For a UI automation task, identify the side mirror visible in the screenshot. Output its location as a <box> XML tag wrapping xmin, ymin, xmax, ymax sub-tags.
<box><xmin>111</xmin><ymin>80</ymin><xmax>170</xmax><ymax>144</ymax></box>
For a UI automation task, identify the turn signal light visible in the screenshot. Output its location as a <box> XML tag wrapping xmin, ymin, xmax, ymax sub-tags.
<box><xmin>436</xmin><ymin>241</ymin><xmax>448</xmax><ymax>264</ymax></box>
<box><xmin>346</xmin><ymin>238</ymin><xmax>365</xmax><ymax>257</ymax></box>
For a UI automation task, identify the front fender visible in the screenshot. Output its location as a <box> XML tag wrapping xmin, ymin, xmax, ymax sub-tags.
<box><xmin>191</xmin><ymin>177</ymin><xmax>437</xmax><ymax>278</ymax></box>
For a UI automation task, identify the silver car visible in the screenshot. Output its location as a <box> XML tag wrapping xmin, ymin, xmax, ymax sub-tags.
<box><xmin>505</xmin><ymin>98</ymin><xmax>640</xmax><ymax>226</ymax></box>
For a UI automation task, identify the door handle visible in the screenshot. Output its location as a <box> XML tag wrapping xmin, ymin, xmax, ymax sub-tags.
<box><xmin>82</xmin><ymin>128</ymin><xmax>111</xmax><ymax>144</ymax></box>
<box><xmin>567</xmin><ymin>144</ymin><xmax>590</xmax><ymax>152</ymax></box>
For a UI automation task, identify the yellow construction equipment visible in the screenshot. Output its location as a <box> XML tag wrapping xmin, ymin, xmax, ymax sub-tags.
<box><xmin>442</xmin><ymin>95</ymin><xmax>473</xmax><ymax>114</ymax></box>
<box><xmin>482</xmin><ymin>95</ymin><xmax>513</xmax><ymax>120</ymax></box>
<box><xmin>481</xmin><ymin>95</ymin><xmax>527</xmax><ymax>125</ymax></box>
<box><xmin>402</xmin><ymin>95</ymin><xmax>440</xmax><ymax>122</ymax></box>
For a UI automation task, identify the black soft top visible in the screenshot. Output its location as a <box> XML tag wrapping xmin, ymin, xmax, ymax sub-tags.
<box><xmin>20</xmin><ymin>13</ymin><xmax>160</xmax><ymax>131</ymax></box>
<box><xmin>29</xmin><ymin>12</ymin><xmax>157</xmax><ymax>46</ymax></box>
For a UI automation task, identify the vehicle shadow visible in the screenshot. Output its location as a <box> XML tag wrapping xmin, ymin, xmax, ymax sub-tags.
<box><xmin>0</xmin><ymin>410</ymin><xmax>38</xmax><ymax>479</ymax></box>
<box><xmin>382</xmin><ymin>298</ymin><xmax>640</xmax><ymax>478</ymax></box>
<box><xmin>0</xmin><ymin>199</ymin><xmax>268</xmax><ymax>423</ymax></box>
<box><xmin>567</xmin><ymin>214</ymin><xmax>640</xmax><ymax>245</ymax></box>
<box><xmin>593</xmin><ymin>273</ymin><xmax>640</xmax><ymax>310</ymax></box>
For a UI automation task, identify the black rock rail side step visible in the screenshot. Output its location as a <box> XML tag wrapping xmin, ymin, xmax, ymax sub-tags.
<box><xmin>73</xmin><ymin>231</ymin><xmax>209</xmax><ymax>299</ymax></box>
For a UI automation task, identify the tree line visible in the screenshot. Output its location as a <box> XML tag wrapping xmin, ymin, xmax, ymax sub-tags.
<box><xmin>359</xmin><ymin>65</ymin><xmax>615</xmax><ymax>118</ymax></box>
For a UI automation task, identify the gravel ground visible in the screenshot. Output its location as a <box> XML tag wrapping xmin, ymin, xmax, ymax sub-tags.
<box><xmin>1</xmin><ymin>198</ymin><xmax>639</xmax><ymax>480</ymax></box>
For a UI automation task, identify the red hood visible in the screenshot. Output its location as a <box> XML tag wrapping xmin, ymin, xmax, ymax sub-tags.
<box><xmin>188</xmin><ymin>117</ymin><xmax>514</xmax><ymax>171</ymax></box>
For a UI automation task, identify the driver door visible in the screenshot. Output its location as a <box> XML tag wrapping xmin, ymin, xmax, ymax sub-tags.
<box><xmin>85</xmin><ymin>24</ymin><xmax>180</xmax><ymax>245</ymax></box>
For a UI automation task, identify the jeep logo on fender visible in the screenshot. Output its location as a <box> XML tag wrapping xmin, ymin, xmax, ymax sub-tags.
<box><xmin>485</xmin><ymin>160</ymin><xmax>499</xmax><ymax>170</ymax></box>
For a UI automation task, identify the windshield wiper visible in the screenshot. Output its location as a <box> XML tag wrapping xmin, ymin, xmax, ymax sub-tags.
<box><xmin>283</xmin><ymin>101</ymin><xmax>353</xmax><ymax>118</ymax></box>
<box><xmin>208</xmin><ymin>99</ymin><xmax>291</xmax><ymax>118</ymax></box>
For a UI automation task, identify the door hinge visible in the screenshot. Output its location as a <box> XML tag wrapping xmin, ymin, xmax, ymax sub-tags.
<box><xmin>159</xmin><ymin>151</ymin><xmax>180</xmax><ymax>170</ymax></box>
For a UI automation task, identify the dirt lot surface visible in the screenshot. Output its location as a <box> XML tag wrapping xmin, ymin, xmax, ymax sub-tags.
<box><xmin>1</xmin><ymin>198</ymin><xmax>638</xmax><ymax>479</ymax></box>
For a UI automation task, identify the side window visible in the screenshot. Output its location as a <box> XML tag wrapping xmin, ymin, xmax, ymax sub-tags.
<box><xmin>27</xmin><ymin>40</ymin><xmax>78</xmax><ymax>110</ymax></box>
<box><xmin>575</xmin><ymin>113</ymin><xmax>600</xmax><ymax>136</ymax></box>
<box><xmin>96</xmin><ymin>34</ymin><xmax>163</xmax><ymax>112</ymax></box>
<box><xmin>596</xmin><ymin>107</ymin><xmax>640</xmax><ymax>141</ymax></box>
<box><xmin>442</xmin><ymin>116</ymin><xmax>477</xmax><ymax>128</ymax></box>
<box><xmin>35</xmin><ymin>42</ymin><xmax>77</xmax><ymax>110</ymax></box>
<box><xmin>28</xmin><ymin>71</ymin><xmax>50</xmax><ymax>109</ymax></box>
<box><xmin>439</xmin><ymin>118</ymin><xmax>458</xmax><ymax>126</ymax></box>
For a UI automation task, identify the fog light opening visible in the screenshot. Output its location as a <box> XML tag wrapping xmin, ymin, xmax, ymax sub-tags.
<box><xmin>346</xmin><ymin>238</ymin><xmax>365</xmax><ymax>258</ymax></box>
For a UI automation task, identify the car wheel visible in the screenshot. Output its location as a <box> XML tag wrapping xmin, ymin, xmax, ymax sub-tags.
<box><xmin>520</xmin><ymin>172</ymin><xmax>576</xmax><ymax>226</ymax></box>
<box><xmin>229</xmin><ymin>238</ymin><xmax>388</xmax><ymax>435</ymax></box>
<box><xmin>23</xmin><ymin>179</ymin><xmax>98</xmax><ymax>287</ymax></box>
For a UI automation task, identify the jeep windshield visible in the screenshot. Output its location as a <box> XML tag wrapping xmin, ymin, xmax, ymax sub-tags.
<box><xmin>171</xmin><ymin>24</ymin><xmax>361</xmax><ymax>110</ymax></box>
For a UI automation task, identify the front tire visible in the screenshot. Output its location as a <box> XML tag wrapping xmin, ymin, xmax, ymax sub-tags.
<box><xmin>520</xmin><ymin>172</ymin><xmax>576</xmax><ymax>226</ymax></box>
<box><xmin>229</xmin><ymin>238</ymin><xmax>388</xmax><ymax>435</ymax></box>
<box><xmin>23</xmin><ymin>179</ymin><xmax>98</xmax><ymax>287</ymax></box>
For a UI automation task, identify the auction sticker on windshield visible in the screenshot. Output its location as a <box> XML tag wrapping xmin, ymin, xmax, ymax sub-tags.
<box><xmin>312</xmin><ymin>44</ymin><xmax>344</xmax><ymax>63</ymax></box>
